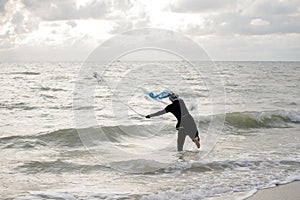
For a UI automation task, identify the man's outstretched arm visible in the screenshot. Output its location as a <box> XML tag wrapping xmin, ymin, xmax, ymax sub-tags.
<box><xmin>145</xmin><ymin>109</ymin><xmax>166</xmax><ymax>118</ymax></box>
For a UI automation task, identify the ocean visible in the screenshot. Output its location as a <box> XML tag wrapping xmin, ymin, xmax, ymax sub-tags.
<box><xmin>0</xmin><ymin>61</ymin><xmax>299</xmax><ymax>199</ymax></box>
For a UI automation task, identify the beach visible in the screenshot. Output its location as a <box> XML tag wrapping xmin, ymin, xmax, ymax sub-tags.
<box><xmin>247</xmin><ymin>181</ymin><xmax>300</xmax><ymax>200</ymax></box>
<box><xmin>205</xmin><ymin>181</ymin><xmax>300</xmax><ymax>200</ymax></box>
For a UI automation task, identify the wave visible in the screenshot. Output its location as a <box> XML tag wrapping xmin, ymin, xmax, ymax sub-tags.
<box><xmin>15</xmin><ymin>157</ymin><xmax>300</xmax><ymax>175</ymax></box>
<box><xmin>0</xmin><ymin>102</ymin><xmax>37</xmax><ymax>110</ymax></box>
<box><xmin>0</xmin><ymin>128</ymin><xmax>83</xmax><ymax>149</ymax></box>
<box><xmin>196</xmin><ymin>110</ymin><xmax>300</xmax><ymax>134</ymax></box>
<box><xmin>169</xmin><ymin>159</ymin><xmax>300</xmax><ymax>173</ymax></box>
<box><xmin>40</xmin><ymin>86</ymin><xmax>66</xmax><ymax>92</ymax></box>
<box><xmin>0</xmin><ymin>110</ymin><xmax>299</xmax><ymax>149</ymax></box>
<box><xmin>16</xmin><ymin>159</ymin><xmax>107</xmax><ymax>174</ymax></box>
<box><xmin>0</xmin><ymin>125</ymin><xmax>154</xmax><ymax>149</ymax></box>
<box><xmin>11</xmin><ymin>71</ymin><xmax>40</xmax><ymax>75</ymax></box>
<box><xmin>223</xmin><ymin>110</ymin><xmax>300</xmax><ymax>130</ymax></box>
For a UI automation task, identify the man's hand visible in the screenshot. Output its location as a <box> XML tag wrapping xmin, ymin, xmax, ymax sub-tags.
<box><xmin>145</xmin><ymin>115</ymin><xmax>150</xmax><ymax>119</ymax></box>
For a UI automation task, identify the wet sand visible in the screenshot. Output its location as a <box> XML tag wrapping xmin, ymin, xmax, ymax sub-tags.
<box><xmin>247</xmin><ymin>181</ymin><xmax>300</xmax><ymax>200</ymax></box>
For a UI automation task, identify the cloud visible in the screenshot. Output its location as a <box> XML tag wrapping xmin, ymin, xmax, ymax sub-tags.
<box><xmin>250</xmin><ymin>18</ymin><xmax>270</xmax><ymax>26</ymax></box>
<box><xmin>0</xmin><ymin>0</ymin><xmax>136</xmax><ymax>51</ymax></box>
<box><xmin>199</xmin><ymin>33</ymin><xmax>300</xmax><ymax>61</ymax></box>
<box><xmin>169</xmin><ymin>0</ymin><xmax>300</xmax><ymax>36</ymax></box>
<box><xmin>167</xmin><ymin>13</ymin><xmax>299</xmax><ymax>37</ymax></box>
<box><xmin>170</xmin><ymin>0</ymin><xmax>300</xmax><ymax>15</ymax></box>
<box><xmin>109</xmin><ymin>15</ymin><xmax>150</xmax><ymax>34</ymax></box>
<box><xmin>110</xmin><ymin>20</ymin><xmax>134</xmax><ymax>34</ymax></box>
<box><xmin>214</xmin><ymin>13</ymin><xmax>300</xmax><ymax>35</ymax></box>
<box><xmin>0</xmin><ymin>0</ymin><xmax>9</xmax><ymax>12</ymax></box>
<box><xmin>240</xmin><ymin>0</ymin><xmax>300</xmax><ymax>16</ymax></box>
<box><xmin>170</xmin><ymin>0</ymin><xmax>237</xmax><ymax>12</ymax></box>
<box><xmin>0</xmin><ymin>0</ymin><xmax>299</xmax><ymax>61</ymax></box>
<box><xmin>22</xmin><ymin>0</ymin><xmax>107</xmax><ymax>21</ymax></box>
<box><xmin>66</xmin><ymin>20</ymin><xmax>77</xmax><ymax>27</ymax></box>
<box><xmin>0</xmin><ymin>0</ymin><xmax>39</xmax><ymax>49</ymax></box>
<box><xmin>21</xmin><ymin>0</ymin><xmax>136</xmax><ymax>21</ymax></box>
<box><xmin>108</xmin><ymin>0</ymin><xmax>151</xmax><ymax>34</ymax></box>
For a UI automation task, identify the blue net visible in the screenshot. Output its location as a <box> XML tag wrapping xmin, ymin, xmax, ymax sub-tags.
<box><xmin>149</xmin><ymin>90</ymin><xmax>170</xmax><ymax>99</ymax></box>
<box><xmin>142</xmin><ymin>88</ymin><xmax>170</xmax><ymax>105</ymax></box>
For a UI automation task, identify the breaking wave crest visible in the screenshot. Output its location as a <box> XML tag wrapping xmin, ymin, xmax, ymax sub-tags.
<box><xmin>15</xmin><ymin>158</ymin><xmax>300</xmax><ymax>175</ymax></box>
<box><xmin>0</xmin><ymin>125</ymin><xmax>161</xmax><ymax>149</ymax></box>
<box><xmin>223</xmin><ymin>110</ymin><xmax>300</xmax><ymax>129</ymax></box>
<box><xmin>0</xmin><ymin>110</ymin><xmax>299</xmax><ymax>149</ymax></box>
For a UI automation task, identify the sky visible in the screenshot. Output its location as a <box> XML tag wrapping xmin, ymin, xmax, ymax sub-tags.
<box><xmin>0</xmin><ymin>0</ymin><xmax>299</xmax><ymax>61</ymax></box>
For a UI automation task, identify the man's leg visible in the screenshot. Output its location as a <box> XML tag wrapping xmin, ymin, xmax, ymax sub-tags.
<box><xmin>182</xmin><ymin>117</ymin><xmax>200</xmax><ymax>149</ymax></box>
<box><xmin>177</xmin><ymin>130</ymin><xmax>186</xmax><ymax>151</ymax></box>
<box><xmin>193</xmin><ymin>131</ymin><xmax>200</xmax><ymax>149</ymax></box>
<box><xmin>187</xmin><ymin>130</ymin><xmax>201</xmax><ymax>149</ymax></box>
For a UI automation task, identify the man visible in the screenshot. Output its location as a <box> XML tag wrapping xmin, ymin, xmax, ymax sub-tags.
<box><xmin>145</xmin><ymin>92</ymin><xmax>200</xmax><ymax>151</ymax></box>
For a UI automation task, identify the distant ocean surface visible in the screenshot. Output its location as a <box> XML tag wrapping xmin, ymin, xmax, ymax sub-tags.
<box><xmin>0</xmin><ymin>61</ymin><xmax>299</xmax><ymax>199</ymax></box>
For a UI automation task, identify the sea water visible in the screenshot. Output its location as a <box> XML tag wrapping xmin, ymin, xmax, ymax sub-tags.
<box><xmin>0</xmin><ymin>61</ymin><xmax>299</xmax><ymax>199</ymax></box>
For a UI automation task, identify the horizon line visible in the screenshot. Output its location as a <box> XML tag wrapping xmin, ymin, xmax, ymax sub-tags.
<box><xmin>1</xmin><ymin>60</ymin><xmax>300</xmax><ymax>63</ymax></box>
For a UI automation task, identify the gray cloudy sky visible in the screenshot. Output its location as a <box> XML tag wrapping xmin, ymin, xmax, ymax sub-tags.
<box><xmin>0</xmin><ymin>0</ymin><xmax>299</xmax><ymax>61</ymax></box>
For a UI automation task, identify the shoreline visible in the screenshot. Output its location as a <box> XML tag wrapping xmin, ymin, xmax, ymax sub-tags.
<box><xmin>246</xmin><ymin>181</ymin><xmax>300</xmax><ymax>200</ymax></box>
<box><xmin>204</xmin><ymin>181</ymin><xmax>300</xmax><ymax>200</ymax></box>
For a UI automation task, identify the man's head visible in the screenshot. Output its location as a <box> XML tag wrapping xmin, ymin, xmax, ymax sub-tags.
<box><xmin>168</xmin><ymin>92</ymin><xmax>179</xmax><ymax>102</ymax></box>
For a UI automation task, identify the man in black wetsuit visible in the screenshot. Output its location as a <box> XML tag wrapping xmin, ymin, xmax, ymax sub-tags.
<box><xmin>145</xmin><ymin>92</ymin><xmax>200</xmax><ymax>151</ymax></box>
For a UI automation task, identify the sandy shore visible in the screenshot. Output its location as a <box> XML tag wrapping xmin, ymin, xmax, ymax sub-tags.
<box><xmin>204</xmin><ymin>181</ymin><xmax>300</xmax><ymax>200</ymax></box>
<box><xmin>247</xmin><ymin>181</ymin><xmax>300</xmax><ymax>200</ymax></box>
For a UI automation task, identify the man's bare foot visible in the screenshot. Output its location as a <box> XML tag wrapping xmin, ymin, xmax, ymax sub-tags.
<box><xmin>194</xmin><ymin>137</ymin><xmax>200</xmax><ymax>149</ymax></box>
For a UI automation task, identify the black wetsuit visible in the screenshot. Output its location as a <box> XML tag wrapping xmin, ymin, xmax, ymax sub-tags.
<box><xmin>149</xmin><ymin>99</ymin><xmax>199</xmax><ymax>151</ymax></box>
